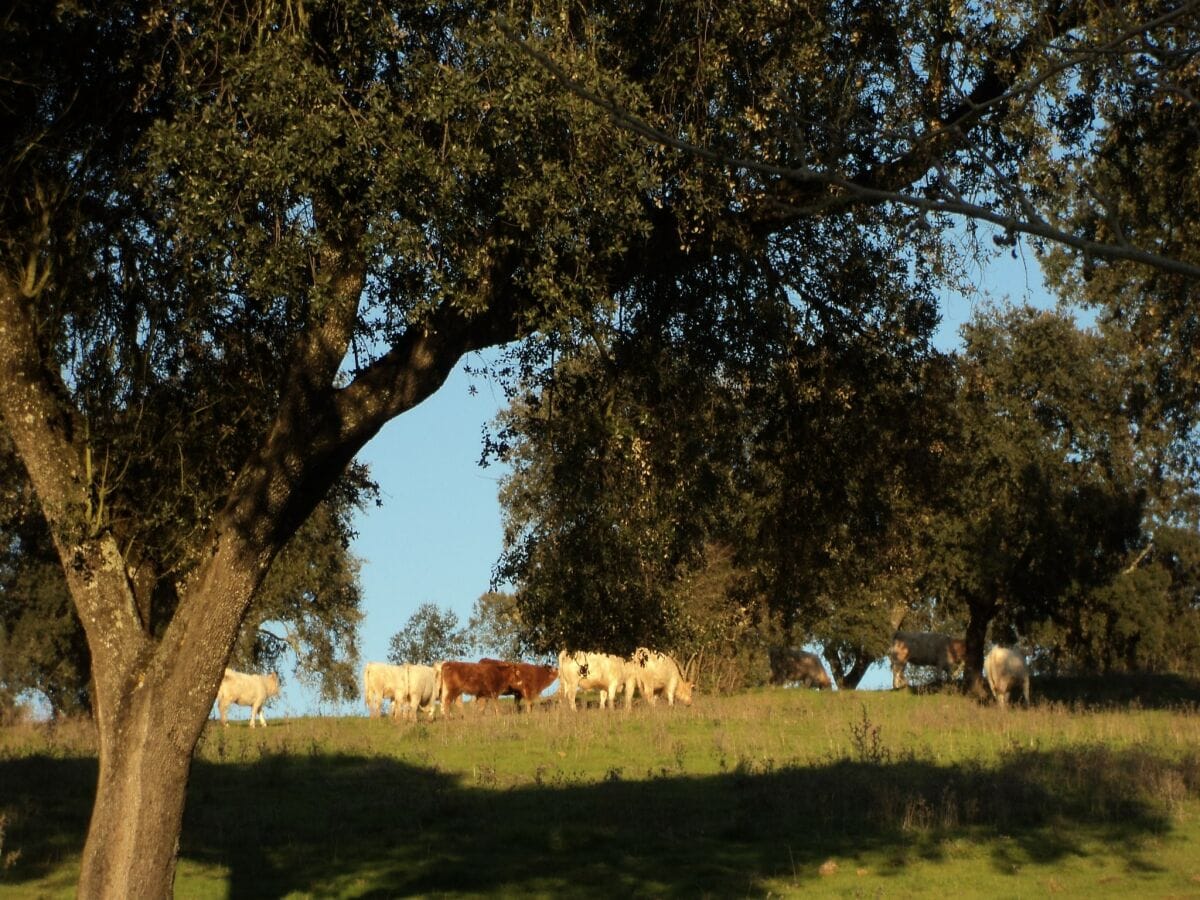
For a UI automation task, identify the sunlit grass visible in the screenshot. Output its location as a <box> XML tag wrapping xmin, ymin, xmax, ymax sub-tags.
<box><xmin>3</xmin><ymin>686</ymin><xmax>1200</xmax><ymax>897</ymax></box>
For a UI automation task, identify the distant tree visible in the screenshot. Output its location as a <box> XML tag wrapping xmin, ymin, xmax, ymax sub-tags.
<box><xmin>467</xmin><ymin>591</ymin><xmax>528</xmax><ymax>661</ymax></box>
<box><xmin>923</xmin><ymin>308</ymin><xmax>1148</xmax><ymax>690</ymax></box>
<box><xmin>0</xmin><ymin>465</ymin><xmax>91</xmax><ymax>716</ymax></box>
<box><xmin>388</xmin><ymin>604</ymin><xmax>470</xmax><ymax>667</ymax></box>
<box><xmin>491</xmin><ymin>219</ymin><xmax>945</xmax><ymax>658</ymax></box>
<box><xmin>1028</xmin><ymin>524</ymin><xmax>1200</xmax><ymax>677</ymax></box>
<box><xmin>663</xmin><ymin>543</ymin><xmax>780</xmax><ymax>694</ymax></box>
<box><xmin>228</xmin><ymin>470</ymin><xmax>372</xmax><ymax>704</ymax></box>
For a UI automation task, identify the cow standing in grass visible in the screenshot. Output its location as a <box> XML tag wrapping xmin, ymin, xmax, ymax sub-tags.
<box><xmin>630</xmin><ymin>648</ymin><xmax>694</xmax><ymax>707</ymax></box>
<box><xmin>363</xmin><ymin>661</ymin><xmax>404</xmax><ymax>718</ymax></box>
<box><xmin>482</xmin><ymin>659</ymin><xmax>558</xmax><ymax>712</ymax></box>
<box><xmin>888</xmin><ymin>632</ymin><xmax>967</xmax><ymax>689</ymax></box>
<box><xmin>439</xmin><ymin>660</ymin><xmax>524</xmax><ymax>715</ymax></box>
<box><xmin>558</xmin><ymin>650</ymin><xmax>637</xmax><ymax>710</ymax></box>
<box><xmin>984</xmin><ymin>646</ymin><xmax>1031</xmax><ymax>709</ymax></box>
<box><xmin>769</xmin><ymin>648</ymin><xmax>834</xmax><ymax>690</ymax></box>
<box><xmin>216</xmin><ymin>669</ymin><xmax>280</xmax><ymax>727</ymax></box>
<box><xmin>363</xmin><ymin>662</ymin><xmax>441</xmax><ymax>720</ymax></box>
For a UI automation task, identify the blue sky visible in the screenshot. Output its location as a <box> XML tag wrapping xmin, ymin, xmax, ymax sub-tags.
<box><xmin>292</xmin><ymin>242</ymin><xmax>1063</xmax><ymax>715</ymax></box>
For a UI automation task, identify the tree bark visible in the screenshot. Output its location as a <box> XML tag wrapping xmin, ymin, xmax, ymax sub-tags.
<box><xmin>963</xmin><ymin>597</ymin><xmax>996</xmax><ymax>699</ymax></box>
<box><xmin>822</xmin><ymin>646</ymin><xmax>873</xmax><ymax>690</ymax></box>
<box><xmin>78</xmin><ymin>679</ymin><xmax>202</xmax><ymax>899</ymax></box>
<box><xmin>839</xmin><ymin>651</ymin><xmax>874</xmax><ymax>690</ymax></box>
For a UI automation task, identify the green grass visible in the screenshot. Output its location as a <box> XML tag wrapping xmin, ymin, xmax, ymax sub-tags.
<box><xmin>3</xmin><ymin>687</ymin><xmax>1200</xmax><ymax>897</ymax></box>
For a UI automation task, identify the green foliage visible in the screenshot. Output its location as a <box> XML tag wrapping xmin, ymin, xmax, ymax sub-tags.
<box><xmin>943</xmin><ymin>309</ymin><xmax>1147</xmax><ymax>599</ymax></box>
<box><xmin>467</xmin><ymin>591</ymin><xmax>527</xmax><ymax>661</ymax></box>
<box><xmin>0</xmin><ymin>432</ymin><xmax>90</xmax><ymax>717</ymax></box>
<box><xmin>230</xmin><ymin>473</ymin><xmax>373</xmax><ymax>703</ymax></box>
<box><xmin>1030</xmin><ymin>525</ymin><xmax>1200</xmax><ymax>677</ymax></box>
<box><xmin>491</xmin><ymin>214</ymin><xmax>945</xmax><ymax>662</ymax></box>
<box><xmin>387</xmin><ymin>603</ymin><xmax>470</xmax><ymax>666</ymax></box>
<box><xmin>2</xmin><ymin>1</ymin><xmax>1198</xmax><ymax>893</ymax></box>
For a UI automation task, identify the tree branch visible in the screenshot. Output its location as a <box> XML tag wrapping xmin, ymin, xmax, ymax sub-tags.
<box><xmin>495</xmin><ymin>4</ymin><xmax>1200</xmax><ymax>280</ymax></box>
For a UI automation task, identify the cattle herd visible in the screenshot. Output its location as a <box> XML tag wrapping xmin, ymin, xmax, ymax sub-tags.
<box><xmin>214</xmin><ymin>633</ymin><xmax>1031</xmax><ymax>725</ymax></box>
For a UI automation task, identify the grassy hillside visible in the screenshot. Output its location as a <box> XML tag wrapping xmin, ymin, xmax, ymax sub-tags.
<box><xmin>2</xmin><ymin>687</ymin><xmax>1200</xmax><ymax>897</ymax></box>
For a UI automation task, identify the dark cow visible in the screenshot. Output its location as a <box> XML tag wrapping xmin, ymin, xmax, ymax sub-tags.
<box><xmin>768</xmin><ymin>648</ymin><xmax>833</xmax><ymax>690</ymax></box>
<box><xmin>438</xmin><ymin>660</ymin><xmax>523</xmax><ymax>715</ymax></box>
<box><xmin>481</xmin><ymin>659</ymin><xmax>558</xmax><ymax>711</ymax></box>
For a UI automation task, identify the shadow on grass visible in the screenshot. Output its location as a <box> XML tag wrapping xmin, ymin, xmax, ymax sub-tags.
<box><xmin>1033</xmin><ymin>673</ymin><xmax>1200</xmax><ymax>710</ymax></box>
<box><xmin>1</xmin><ymin>742</ymin><xmax>1196</xmax><ymax>896</ymax></box>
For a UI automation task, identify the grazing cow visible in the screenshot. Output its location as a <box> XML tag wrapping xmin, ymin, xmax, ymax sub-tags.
<box><xmin>363</xmin><ymin>662</ymin><xmax>404</xmax><ymax>719</ymax></box>
<box><xmin>482</xmin><ymin>658</ymin><xmax>558</xmax><ymax>711</ymax></box>
<box><xmin>557</xmin><ymin>651</ymin><xmax>637</xmax><ymax>710</ymax></box>
<box><xmin>769</xmin><ymin>648</ymin><xmax>833</xmax><ymax>690</ymax></box>
<box><xmin>363</xmin><ymin>662</ymin><xmax>441</xmax><ymax>720</ymax></box>
<box><xmin>888</xmin><ymin>631</ymin><xmax>967</xmax><ymax>689</ymax></box>
<box><xmin>630</xmin><ymin>648</ymin><xmax>694</xmax><ymax>707</ymax></box>
<box><xmin>439</xmin><ymin>660</ymin><xmax>524</xmax><ymax>715</ymax></box>
<box><xmin>216</xmin><ymin>669</ymin><xmax>280</xmax><ymax>727</ymax></box>
<box><xmin>984</xmin><ymin>646</ymin><xmax>1031</xmax><ymax>709</ymax></box>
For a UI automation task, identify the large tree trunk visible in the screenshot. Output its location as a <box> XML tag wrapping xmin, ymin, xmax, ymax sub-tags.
<box><xmin>67</xmin><ymin>535</ymin><xmax>260</xmax><ymax>899</ymax></box>
<box><xmin>16</xmin><ymin>504</ymin><xmax>274</xmax><ymax>900</ymax></box>
<box><xmin>78</xmin><ymin>683</ymin><xmax>203</xmax><ymax>898</ymax></box>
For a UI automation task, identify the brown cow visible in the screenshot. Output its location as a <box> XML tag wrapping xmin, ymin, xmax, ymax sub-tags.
<box><xmin>482</xmin><ymin>658</ymin><xmax>558</xmax><ymax>712</ymax></box>
<box><xmin>768</xmin><ymin>648</ymin><xmax>833</xmax><ymax>690</ymax></box>
<box><xmin>889</xmin><ymin>632</ymin><xmax>967</xmax><ymax>688</ymax></box>
<box><xmin>438</xmin><ymin>660</ymin><xmax>523</xmax><ymax>715</ymax></box>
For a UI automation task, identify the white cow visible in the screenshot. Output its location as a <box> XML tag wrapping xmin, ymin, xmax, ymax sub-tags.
<box><xmin>363</xmin><ymin>662</ymin><xmax>441</xmax><ymax>720</ymax></box>
<box><xmin>557</xmin><ymin>650</ymin><xmax>637</xmax><ymax>710</ymax></box>
<box><xmin>217</xmin><ymin>669</ymin><xmax>280</xmax><ymax>727</ymax></box>
<box><xmin>984</xmin><ymin>646</ymin><xmax>1031</xmax><ymax>709</ymax></box>
<box><xmin>888</xmin><ymin>631</ymin><xmax>967</xmax><ymax>689</ymax></box>
<box><xmin>630</xmin><ymin>648</ymin><xmax>694</xmax><ymax>707</ymax></box>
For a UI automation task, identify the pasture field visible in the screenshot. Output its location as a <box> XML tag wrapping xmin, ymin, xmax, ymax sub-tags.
<box><xmin>2</xmin><ymin>686</ymin><xmax>1200</xmax><ymax>898</ymax></box>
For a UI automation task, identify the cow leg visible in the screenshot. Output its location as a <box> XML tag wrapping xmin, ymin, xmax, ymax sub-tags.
<box><xmin>219</xmin><ymin>700</ymin><xmax>229</xmax><ymax>727</ymax></box>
